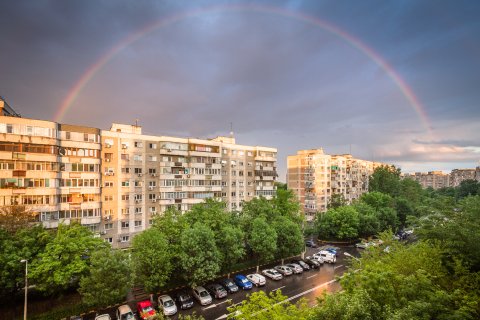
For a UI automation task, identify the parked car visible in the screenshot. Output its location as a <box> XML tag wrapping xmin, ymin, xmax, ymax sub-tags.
<box><xmin>286</xmin><ymin>263</ymin><xmax>303</xmax><ymax>274</ymax></box>
<box><xmin>174</xmin><ymin>290</ymin><xmax>194</xmax><ymax>310</ymax></box>
<box><xmin>305</xmin><ymin>239</ymin><xmax>318</xmax><ymax>248</ymax></box>
<box><xmin>304</xmin><ymin>257</ymin><xmax>321</xmax><ymax>268</ymax></box>
<box><xmin>206</xmin><ymin>283</ymin><xmax>228</xmax><ymax>299</ymax></box>
<box><xmin>325</xmin><ymin>247</ymin><xmax>338</xmax><ymax>256</ymax></box>
<box><xmin>234</xmin><ymin>274</ymin><xmax>253</xmax><ymax>290</ymax></box>
<box><xmin>274</xmin><ymin>265</ymin><xmax>293</xmax><ymax>276</ymax></box>
<box><xmin>314</xmin><ymin>250</ymin><xmax>336</xmax><ymax>264</ymax></box>
<box><xmin>307</xmin><ymin>255</ymin><xmax>324</xmax><ymax>265</ymax></box>
<box><xmin>262</xmin><ymin>268</ymin><xmax>283</xmax><ymax>280</ymax></box>
<box><xmin>291</xmin><ymin>259</ymin><xmax>310</xmax><ymax>271</ymax></box>
<box><xmin>158</xmin><ymin>294</ymin><xmax>177</xmax><ymax>316</ymax></box>
<box><xmin>246</xmin><ymin>273</ymin><xmax>266</xmax><ymax>286</ymax></box>
<box><xmin>355</xmin><ymin>241</ymin><xmax>371</xmax><ymax>249</ymax></box>
<box><xmin>136</xmin><ymin>300</ymin><xmax>157</xmax><ymax>320</ymax></box>
<box><xmin>192</xmin><ymin>286</ymin><xmax>213</xmax><ymax>305</ymax></box>
<box><xmin>220</xmin><ymin>278</ymin><xmax>239</xmax><ymax>293</ymax></box>
<box><xmin>116</xmin><ymin>304</ymin><xmax>135</xmax><ymax>320</ymax></box>
<box><xmin>94</xmin><ymin>314</ymin><xmax>111</xmax><ymax>320</ymax></box>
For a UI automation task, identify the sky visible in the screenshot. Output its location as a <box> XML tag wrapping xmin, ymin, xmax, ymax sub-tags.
<box><xmin>1</xmin><ymin>0</ymin><xmax>479</xmax><ymax>180</ymax></box>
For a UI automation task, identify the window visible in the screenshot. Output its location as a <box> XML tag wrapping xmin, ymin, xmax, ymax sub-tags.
<box><xmin>149</xmin><ymin>207</ymin><xmax>156</xmax><ymax>213</ymax></box>
<box><xmin>134</xmin><ymin>220</ymin><xmax>142</xmax><ymax>227</ymax></box>
<box><xmin>121</xmin><ymin>208</ymin><xmax>129</xmax><ymax>215</ymax></box>
<box><xmin>134</xmin><ymin>141</ymin><xmax>143</xmax><ymax>148</ymax></box>
<box><xmin>6</xmin><ymin>124</ymin><xmax>13</xmax><ymax>134</ymax></box>
<box><xmin>104</xmin><ymin>181</ymin><xmax>113</xmax><ymax>187</ymax></box>
<box><xmin>104</xmin><ymin>195</ymin><xmax>113</xmax><ymax>201</ymax></box>
<box><xmin>121</xmin><ymin>181</ymin><xmax>130</xmax><ymax>187</ymax></box>
<box><xmin>105</xmin><ymin>238</ymin><xmax>113</xmax><ymax>243</ymax></box>
<box><xmin>148</xmin><ymin>155</ymin><xmax>157</xmax><ymax>161</ymax></box>
<box><xmin>104</xmin><ymin>223</ymin><xmax>113</xmax><ymax>230</ymax></box>
<box><xmin>135</xmin><ymin>207</ymin><xmax>142</xmax><ymax>214</ymax></box>
<box><xmin>120</xmin><ymin>236</ymin><xmax>130</xmax><ymax>242</ymax></box>
<box><xmin>121</xmin><ymin>221</ymin><xmax>129</xmax><ymax>228</ymax></box>
<box><xmin>149</xmin><ymin>143</ymin><xmax>157</xmax><ymax>149</ymax></box>
<box><xmin>133</xmin><ymin>154</ymin><xmax>142</xmax><ymax>161</ymax></box>
<box><xmin>121</xmin><ymin>194</ymin><xmax>129</xmax><ymax>201</ymax></box>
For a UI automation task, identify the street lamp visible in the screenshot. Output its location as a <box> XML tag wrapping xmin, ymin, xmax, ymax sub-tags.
<box><xmin>20</xmin><ymin>259</ymin><xmax>28</xmax><ymax>320</ymax></box>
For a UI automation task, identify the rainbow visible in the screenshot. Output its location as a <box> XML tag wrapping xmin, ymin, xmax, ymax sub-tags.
<box><xmin>55</xmin><ymin>4</ymin><xmax>432</xmax><ymax>133</ymax></box>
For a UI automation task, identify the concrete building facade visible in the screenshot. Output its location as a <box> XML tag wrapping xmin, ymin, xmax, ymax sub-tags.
<box><xmin>287</xmin><ymin>149</ymin><xmax>383</xmax><ymax>221</ymax></box>
<box><xmin>402</xmin><ymin>171</ymin><xmax>450</xmax><ymax>189</ymax></box>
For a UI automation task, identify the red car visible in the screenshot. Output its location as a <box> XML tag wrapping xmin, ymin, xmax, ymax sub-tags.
<box><xmin>137</xmin><ymin>300</ymin><xmax>157</xmax><ymax>320</ymax></box>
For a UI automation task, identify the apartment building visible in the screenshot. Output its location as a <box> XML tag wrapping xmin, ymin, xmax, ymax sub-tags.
<box><xmin>0</xmin><ymin>101</ymin><xmax>102</xmax><ymax>232</ymax></box>
<box><xmin>402</xmin><ymin>171</ymin><xmax>450</xmax><ymax>189</ymax></box>
<box><xmin>0</xmin><ymin>99</ymin><xmax>277</xmax><ymax>247</ymax></box>
<box><xmin>450</xmin><ymin>168</ymin><xmax>476</xmax><ymax>187</ymax></box>
<box><xmin>100</xmin><ymin>124</ymin><xmax>277</xmax><ymax>247</ymax></box>
<box><xmin>287</xmin><ymin>149</ymin><xmax>383</xmax><ymax>221</ymax></box>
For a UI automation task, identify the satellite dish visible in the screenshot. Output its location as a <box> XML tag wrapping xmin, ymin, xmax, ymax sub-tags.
<box><xmin>59</xmin><ymin>147</ymin><xmax>66</xmax><ymax>156</ymax></box>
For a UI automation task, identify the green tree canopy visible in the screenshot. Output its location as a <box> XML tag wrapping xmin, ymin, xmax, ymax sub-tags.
<box><xmin>248</xmin><ymin>217</ymin><xmax>277</xmax><ymax>263</ymax></box>
<box><xmin>316</xmin><ymin>206</ymin><xmax>360</xmax><ymax>240</ymax></box>
<box><xmin>30</xmin><ymin>223</ymin><xmax>107</xmax><ymax>294</ymax></box>
<box><xmin>131</xmin><ymin>228</ymin><xmax>172</xmax><ymax>292</ymax></box>
<box><xmin>79</xmin><ymin>248</ymin><xmax>132</xmax><ymax>307</ymax></box>
<box><xmin>368</xmin><ymin>165</ymin><xmax>401</xmax><ymax>196</ymax></box>
<box><xmin>273</xmin><ymin>216</ymin><xmax>304</xmax><ymax>259</ymax></box>
<box><xmin>179</xmin><ymin>223</ymin><xmax>221</xmax><ymax>286</ymax></box>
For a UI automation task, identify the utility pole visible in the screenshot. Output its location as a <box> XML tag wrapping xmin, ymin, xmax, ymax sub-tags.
<box><xmin>20</xmin><ymin>259</ymin><xmax>28</xmax><ymax>320</ymax></box>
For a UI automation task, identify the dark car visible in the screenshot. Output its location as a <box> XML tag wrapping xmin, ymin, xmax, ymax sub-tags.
<box><xmin>206</xmin><ymin>283</ymin><xmax>228</xmax><ymax>299</ymax></box>
<box><xmin>304</xmin><ymin>257</ymin><xmax>320</xmax><ymax>269</ymax></box>
<box><xmin>305</xmin><ymin>240</ymin><xmax>318</xmax><ymax>248</ymax></box>
<box><xmin>292</xmin><ymin>259</ymin><xmax>310</xmax><ymax>271</ymax></box>
<box><xmin>220</xmin><ymin>278</ymin><xmax>239</xmax><ymax>293</ymax></box>
<box><xmin>174</xmin><ymin>291</ymin><xmax>194</xmax><ymax>310</ymax></box>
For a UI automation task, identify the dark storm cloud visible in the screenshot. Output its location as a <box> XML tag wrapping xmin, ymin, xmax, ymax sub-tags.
<box><xmin>1</xmin><ymin>0</ymin><xmax>479</xmax><ymax>177</ymax></box>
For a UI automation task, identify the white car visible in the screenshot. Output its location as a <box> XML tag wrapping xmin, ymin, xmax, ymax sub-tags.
<box><xmin>274</xmin><ymin>265</ymin><xmax>293</xmax><ymax>276</ymax></box>
<box><xmin>94</xmin><ymin>314</ymin><xmax>111</xmax><ymax>320</ymax></box>
<box><xmin>285</xmin><ymin>263</ymin><xmax>303</xmax><ymax>274</ymax></box>
<box><xmin>315</xmin><ymin>250</ymin><xmax>336</xmax><ymax>264</ymax></box>
<box><xmin>308</xmin><ymin>255</ymin><xmax>324</xmax><ymax>264</ymax></box>
<box><xmin>158</xmin><ymin>294</ymin><xmax>177</xmax><ymax>316</ymax></box>
<box><xmin>246</xmin><ymin>273</ymin><xmax>266</xmax><ymax>286</ymax></box>
<box><xmin>262</xmin><ymin>268</ymin><xmax>283</xmax><ymax>280</ymax></box>
<box><xmin>116</xmin><ymin>305</ymin><xmax>135</xmax><ymax>320</ymax></box>
<box><xmin>192</xmin><ymin>286</ymin><xmax>213</xmax><ymax>306</ymax></box>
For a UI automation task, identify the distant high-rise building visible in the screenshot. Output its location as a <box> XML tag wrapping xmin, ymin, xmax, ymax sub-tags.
<box><xmin>403</xmin><ymin>171</ymin><xmax>450</xmax><ymax>189</ymax></box>
<box><xmin>287</xmin><ymin>149</ymin><xmax>384</xmax><ymax>221</ymax></box>
<box><xmin>450</xmin><ymin>168</ymin><xmax>476</xmax><ymax>187</ymax></box>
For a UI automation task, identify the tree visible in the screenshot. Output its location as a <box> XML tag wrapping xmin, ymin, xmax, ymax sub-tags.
<box><xmin>79</xmin><ymin>248</ymin><xmax>132</xmax><ymax>307</ymax></box>
<box><xmin>273</xmin><ymin>216</ymin><xmax>304</xmax><ymax>259</ymax></box>
<box><xmin>354</xmin><ymin>202</ymin><xmax>380</xmax><ymax>238</ymax></box>
<box><xmin>179</xmin><ymin>223</ymin><xmax>221</xmax><ymax>286</ymax></box>
<box><xmin>227</xmin><ymin>290</ymin><xmax>308</xmax><ymax>320</ymax></box>
<box><xmin>0</xmin><ymin>225</ymin><xmax>52</xmax><ymax>300</ymax></box>
<box><xmin>217</xmin><ymin>225</ymin><xmax>245</xmax><ymax>271</ymax></box>
<box><xmin>184</xmin><ymin>199</ymin><xmax>229</xmax><ymax>234</ymax></box>
<box><xmin>30</xmin><ymin>223</ymin><xmax>107</xmax><ymax>294</ymax></box>
<box><xmin>249</xmin><ymin>217</ymin><xmax>277</xmax><ymax>263</ymax></box>
<box><xmin>368</xmin><ymin>165</ymin><xmax>401</xmax><ymax>196</ymax></box>
<box><xmin>316</xmin><ymin>206</ymin><xmax>360</xmax><ymax>240</ymax></box>
<box><xmin>457</xmin><ymin>179</ymin><xmax>479</xmax><ymax>198</ymax></box>
<box><xmin>131</xmin><ymin>228</ymin><xmax>172</xmax><ymax>292</ymax></box>
<box><xmin>328</xmin><ymin>194</ymin><xmax>347</xmax><ymax>209</ymax></box>
<box><xmin>399</xmin><ymin>177</ymin><xmax>424</xmax><ymax>205</ymax></box>
<box><xmin>0</xmin><ymin>205</ymin><xmax>37</xmax><ymax>234</ymax></box>
<box><xmin>273</xmin><ymin>188</ymin><xmax>303</xmax><ymax>224</ymax></box>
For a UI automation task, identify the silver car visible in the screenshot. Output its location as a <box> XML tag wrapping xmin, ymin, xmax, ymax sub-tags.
<box><xmin>274</xmin><ymin>265</ymin><xmax>293</xmax><ymax>276</ymax></box>
<box><xmin>262</xmin><ymin>268</ymin><xmax>283</xmax><ymax>280</ymax></box>
<box><xmin>286</xmin><ymin>263</ymin><xmax>303</xmax><ymax>274</ymax></box>
<box><xmin>158</xmin><ymin>294</ymin><xmax>177</xmax><ymax>316</ymax></box>
<box><xmin>192</xmin><ymin>286</ymin><xmax>213</xmax><ymax>306</ymax></box>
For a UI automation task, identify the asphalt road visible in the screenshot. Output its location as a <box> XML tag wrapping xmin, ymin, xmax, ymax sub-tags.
<box><xmin>84</xmin><ymin>245</ymin><xmax>360</xmax><ymax>320</ymax></box>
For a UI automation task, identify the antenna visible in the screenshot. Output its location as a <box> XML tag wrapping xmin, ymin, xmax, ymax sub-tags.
<box><xmin>135</xmin><ymin>119</ymin><xmax>139</xmax><ymax>127</ymax></box>
<box><xmin>229</xmin><ymin>122</ymin><xmax>234</xmax><ymax>138</ymax></box>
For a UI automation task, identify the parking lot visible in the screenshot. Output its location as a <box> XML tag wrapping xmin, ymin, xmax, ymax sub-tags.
<box><xmin>84</xmin><ymin>245</ymin><xmax>360</xmax><ymax>320</ymax></box>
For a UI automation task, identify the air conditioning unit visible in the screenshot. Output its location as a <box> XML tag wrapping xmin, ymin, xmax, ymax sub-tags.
<box><xmin>105</xmin><ymin>144</ymin><xmax>112</xmax><ymax>148</ymax></box>
<box><xmin>138</xmin><ymin>173</ymin><xmax>143</xmax><ymax>177</ymax></box>
<box><xmin>105</xmin><ymin>158</ymin><xmax>111</xmax><ymax>162</ymax></box>
<box><xmin>151</xmin><ymin>173</ymin><xmax>156</xmax><ymax>177</ymax></box>
<box><xmin>148</xmin><ymin>186</ymin><xmax>154</xmax><ymax>191</ymax></box>
<box><xmin>151</xmin><ymin>199</ymin><xmax>156</xmax><ymax>203</ymax></box>
<box><xmin>167</xmin><ymin>148</ymin><xmax>172</xmax><ymax>152</ymax></box>
<box><xmin>103</xmin><ymin>215</ymin><xmax>111</xmax><ymax>221</ymax></box>
<box><xmin>100</xmin><ymin>231</ymin><xmax>107</xmax><ymax>235</ymax></box>
<box><xmin>135</xmin><ymin>199</ymin><xmax>141</xmax><ymax>203</ymax></box>
<box><xmin>122</xmin><ymin>144</ymin><xmax>128</xmax><ymax>149</ymax></box>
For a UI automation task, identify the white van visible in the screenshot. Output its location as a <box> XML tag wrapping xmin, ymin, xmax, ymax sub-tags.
<box><xmin>315</xmin><ymin>250</ymin><xmax>336</xmax><ymax>264</ymax></box>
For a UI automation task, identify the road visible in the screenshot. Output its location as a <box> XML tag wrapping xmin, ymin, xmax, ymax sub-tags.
<box><xmin>83</xmin><ymin>245</ymin><xmax>360</xmax><ymax>320</ymax></box>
